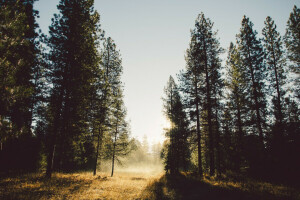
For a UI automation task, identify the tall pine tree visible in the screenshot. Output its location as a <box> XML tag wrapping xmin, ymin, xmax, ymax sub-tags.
<box><xmin>0</xmin><ymin>0</ymin><xmax>40</xmax><ymax>171</ymax></box>
<box><xmin>284</xmin><ymin>5</ymin><xmax>300</xmax><ymax>100</ymax></box>
<box><xmin>162</xmin><ymin>76</ymin><xmax>190</xmax><ymax>175</ymax></box>
<box><xmin>45</xmin><ymin>0</ymin><xmax>101</xmax><ymax>178</ymax></box>
<box><xmin>236</xmin><ymin>16</ymin><xmax>266</xmax><ymax>148</ymax></box>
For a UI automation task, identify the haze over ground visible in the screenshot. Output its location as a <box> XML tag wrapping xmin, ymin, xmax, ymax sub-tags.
<box><xmin>35</xmin><ymin>0</ymin><xmax>299</xmax><ymax>145</ymax></box>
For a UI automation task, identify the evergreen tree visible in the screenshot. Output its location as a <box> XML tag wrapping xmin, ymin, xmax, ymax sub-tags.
<box><xmin>191</xmin><ymin>13</ymin><xmax>223</xmax><ymax>176</ymax></box>
<box><xmin>178</xmin><ymin>34</ymin><xmax>203</xmax><ymax>177</ymax></box>
<box><xmin>262</xmin><ymin>16</ymin><xmax>288</xmax><ymax>163</ymax></box>
<box><xmin>236</xmin><ymin>16</ymin><xmax>266</xmax><ymax>148</ymax></box>
<box><xmin>45</xmin><ymin>0</ymin><xmax>101</xmax><ymax>178</ymax></box>
<box><xmin>162</xmin><ymin>76</ymin><xmax>190</xmax><ymax>175</ymax></box>
<box><xmin>284</xmin><ymin>5</ymin><xmax>300</xmax><ymax>100</ymax></box>
<box><xmin>0</xmin><ymin>0</ymin><xmax>40</xmax><ymax>171</ymax></box>
<box><xmin>262</xmin><ymin>16</ymin><xmax>286</xmax><ymax>125</ymax></box>
<box><xmin>109</xmin><ymin>87</ymin><xmax>132</xmax><ymax>177</ymax></box>
<box><xmin>285</xmin><ymin>5</ymin><xmax>300</xmax><ymax>73</ymax></box>
<box><xmin>225</xmin><ymin>42</ymin><xmax>249</xmax><ymax>171</ymax></box>
<box><xmin>98</xmin><ymin>37</ymin><xmax>132</xmax><ymax>177</ymax></box>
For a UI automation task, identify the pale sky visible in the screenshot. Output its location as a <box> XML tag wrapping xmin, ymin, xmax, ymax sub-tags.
<box><xmin>35</xmin><ymin>0</ymin><xmax>299</xmax><ymax>145</ymax></box>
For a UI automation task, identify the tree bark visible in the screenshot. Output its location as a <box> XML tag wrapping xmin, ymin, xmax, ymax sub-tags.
<box><xmin>111</xmin><ymin>120</ymin><xmax>118</xmax><ymax>177</ymax></box>
<box><xmin>93</xmin><ymin>127</ymin><xmax>101</xmax><ymax>176</ymax></box>
<box><xmin>203</xmin><ymin>39</ymin><xmax>215</xmax><ymax>176</ymax></box>
<box><xmin>246</xmin><ymin>45</ymin><xmax>264</xmax><ymax>148</ymax></box>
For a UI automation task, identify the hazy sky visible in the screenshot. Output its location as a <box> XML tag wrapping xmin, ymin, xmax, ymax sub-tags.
<box><xmin>34</xmin><ymin>0</ymin><xmax>299</xmax><ymax>145</ymax></box>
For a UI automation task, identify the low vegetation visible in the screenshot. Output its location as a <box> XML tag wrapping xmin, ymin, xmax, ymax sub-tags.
<box><xmin>1</xmin><ymin>171</ymin><xmax>299</xmax><ymax>200</ymax></box>
<box><xmin>142</xmin><ymin>172</ymin><xmax>300</xmax><ymax>200</ymax></box>
<box><xmin>0</xmin><ymin>171</ymin><xmax>160</xmax><ymax>199</ymax></box>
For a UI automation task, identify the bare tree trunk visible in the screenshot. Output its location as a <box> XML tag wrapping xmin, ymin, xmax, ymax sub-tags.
<box><xmin>195</xmin><ymin>96</ymin><xmax>203</xmax><ymax>178</ymax></box>
<box><xmin>46</xmin><ymin>143</ymin><xmax>56</xmax><ymax>178</ymax></box>
<box><xmin>111</xmin><ymin>121</ymin><xmax>118</xmax><ymax>177</ymax></box>
<box><xmin>46</xmin><ymin>88</ymin><xmax>64</xmax><ymax>178</ymax></box>
<box><xmin>93</xmin><ymin>127</ymin><xmax>101</xmax><ymax>176</ymax></box>
<box><xmin>214</xmin><ymin>90</ymin><xmax>221</xmax><ymax>177</ymax></box>
<box><xmin>111</xmin><ymin>139</ymin><xmax>116</xmax><ymax>177</ymax></box>
<box><xmin>203</xmin><ymin>40</ymin><xmax>215</xmax><ymax>176</ymax></box>
<box><xmin>247</xmin><ymin>49</ymin><xmax>264</xmax><ymax>148</ymax></box>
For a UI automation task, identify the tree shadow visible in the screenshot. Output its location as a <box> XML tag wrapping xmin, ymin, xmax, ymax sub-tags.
<box><xmin>0</xmin><ymin>173</ymin><xmax>93</xmax><ymax>199</ymax></box>
<box><xmin>140</xmin><ymin>173</ymin><xmax>297</xmax><ymax>200</ymax></box>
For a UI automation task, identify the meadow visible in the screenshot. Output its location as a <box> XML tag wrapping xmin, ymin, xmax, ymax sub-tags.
<box><xmin>1</xmin><ymin>170</ymin><xmax>299</xmax><ymax>200</ymax></box>
<box><xmin>0</xmin><ymin>171</ymin><xmax>160</xmax><ymax>199</ymax></box>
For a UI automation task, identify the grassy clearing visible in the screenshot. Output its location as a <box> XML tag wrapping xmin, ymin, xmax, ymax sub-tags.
<box><xmin>1</xmin><ymin>171</ymin><xmax>299</xmax><ymax>200</ymax></box>
<box><xmin>0</xmin><ymin>171</ymin><xmax>161</xmax><ymax>200</ymax></box>
<box><xmin>142</xmin><ymin>172</ymin><xmax>300</xmax><ymax>200</ymax></box>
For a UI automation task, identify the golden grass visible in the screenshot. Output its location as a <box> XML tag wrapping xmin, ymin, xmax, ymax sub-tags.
<box><xmin>202</xmin><ymin>174</ymin><xmax>300</xmax><ymax>200</ymax></box>
<box><xmin>1</xmin><ymin>171</ymin><xmax>299</xmax><ymax>200</ymax></box>
<box><xmin>0</xmin><ymin>171</ymin><xmax>162</xmax><ymax>200</ymax></box>
<box><xmin>141</xmin><ymin>172</ymin><xmax>300</xmax><ymax>200</ymax></box>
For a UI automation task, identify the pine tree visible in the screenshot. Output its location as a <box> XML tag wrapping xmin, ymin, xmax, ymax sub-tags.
<box><xmin>109</xmin><ymin>87</ymin><xmax>131</xmax><ymax>177</ymax></box>
<box><xmin>162</xmin><ymin>76</ymin><xmax>190</xmax><ymax>175</ymax></box>
<box><xmin>225</xmin><ymin>42</ymin><xmax>249</xmax><ymax>171</ymax></box>
<box><xmin>98</xmin><ymin>37</ymin><xmax>131</xmax><ymax>177</ymax></box>
<box><xmin>262</xmin><ymin>16</ymin><xmax>288</xmax><ymax>162</ymax></box>
<box><xmin>262</xmin><ymin>16</ymin><xmax>286</xmax><ymax>125</ymax></box>
<box><xmin>236</xmin><ymin>16</ymin><xmax>266</xmax><ymax>148</ymax></box>
<box><xmin>0</xmin><ymin>0</ymin><xmax>40</xmax><ymax>171</ymax></box>
<box><xmin>284</xmin><ymin>5</ymin><xmax>300</xmax><ymax>100</ymax></box>
<box><xmin>178</xmin><ymin>34</ymin><xmax>203</xmax><ymax>177</ymax></box>
<box><xmin>45</xmin><ymin>0</ymin><xmax>101</xmax><ymax>178</ymax></box>
<box><xmin>285</xmin><ymin>5</ymin><xmax>300</xmax><ymax>73</ymax></box>
<box><xmin>190</xmin><ymin>13</ymin><xmax>223</xmax><ymax>176</ymax></box>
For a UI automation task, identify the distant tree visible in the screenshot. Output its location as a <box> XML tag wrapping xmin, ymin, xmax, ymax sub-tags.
<box><xmin>151</xmin><ymin>142</ymin><xmax>162</xmax><ymax>164</ymax></box>
<box><xmin>142</xmin><ymin>135</ymin><xmax>149</xmax><ymax>154</ymax></box>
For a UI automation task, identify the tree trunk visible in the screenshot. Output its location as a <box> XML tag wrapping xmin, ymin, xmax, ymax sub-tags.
<box><xmin>195</xmin><ymin>96</ymin><xmax>203</xmax><ymax>178</ymax></box>
<box><xmin>236</xmin><ymin>93</ymin><xmax>243</xmax><ymax>170</ymax></box>
<box><xmin>111</xmin><ymin>141</ymin><xmax>116</xmax><ymax>177</ymax></box>
<box><xmin>46</xmin><ymin>143</ymin><xmax>56</xmax><ymax>178</ymax></box>
<box><xmin>214</xmin><ymin>90</ymin><xmax>221</xmax><ymax>177</ymax></box>
<box><xmin>111</xmin><ymin>121</ymin><xmax>118</xmax><ymax>177</ymax></box>
<box><xmin>273</xmin><ymin>59</ymin><xmax>282</xmax><ymax>124</ymax></box>
<box><xmin>203</xmin><ymin>40</ymin><xmax>215</xmax><ymax>176</ymax></box>
<box><xmin>93</xmin><ymin>127</ymin><xmax>101</xmax><ymax>176</ymax></box>
<box><xmin>246</xmin><ymin>48</ymin><xmax>264</xmax><ymax>148</ymax></box>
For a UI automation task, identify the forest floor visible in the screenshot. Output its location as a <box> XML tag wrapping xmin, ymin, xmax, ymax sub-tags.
<box><xmin>0</xmin><ymin>171</ymin><xmax>299</xmax><ymax>200</ymax></box>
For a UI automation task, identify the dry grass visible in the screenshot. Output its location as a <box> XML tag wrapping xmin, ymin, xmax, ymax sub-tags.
<box><xmin>141</xmin><ymin>172</ymin><xmax>300</xmax><ymax>200</ymax></box>
<box><xmin>0</xmin><ymin>171</ymin><xmax>162</xmax><ymax>200</ymax></box>
<box><xmin>202</xmin><ymin>174</ymin><xmax>300</xmax><ymax>199</ymax></box>
<box><xmin>1</xmin><ymin>171</ymin><xmax>299</xmax><ymax>200</ymax></box>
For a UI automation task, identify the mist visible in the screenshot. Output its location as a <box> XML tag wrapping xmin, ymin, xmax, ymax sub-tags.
<box><xmin>100</xmin><ymin>138</ymin><xmax>164</xmax><ymax>175</ymax></box>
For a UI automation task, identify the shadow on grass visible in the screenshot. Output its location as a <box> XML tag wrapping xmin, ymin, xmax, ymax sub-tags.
<box><xmin>0</xmin><ymin>173</ymin><xmax>93</xmax><ymax>199</ymax></box>
<box><xmin>141</xmin><ymin>173</ymin><xmax>298</xmax><ymax>200</ymax></box>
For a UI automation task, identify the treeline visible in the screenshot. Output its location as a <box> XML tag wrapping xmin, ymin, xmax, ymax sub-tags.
<box><xmin>162</xmin><ymin>6</ymin><xmax>300</xmax><ymax>182</ymax></box>
<box><xmin>0</xmin><ymin>0</ymin><xmax>134</xmax><ymax>178</ymax></box>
